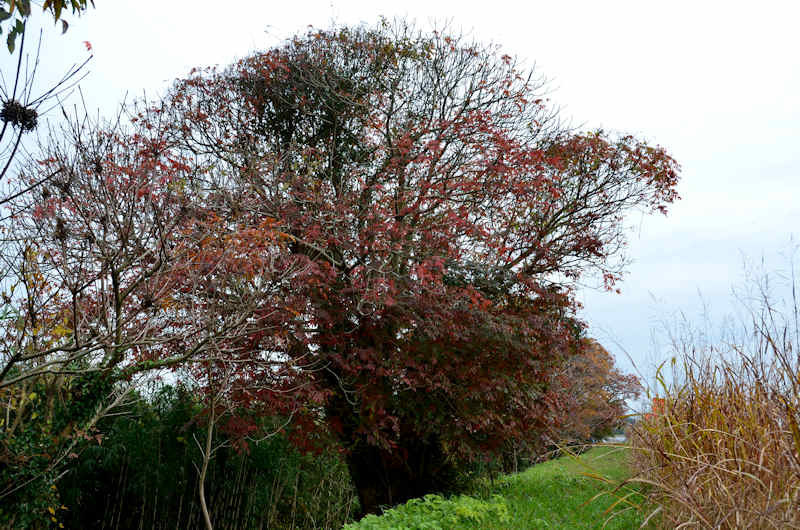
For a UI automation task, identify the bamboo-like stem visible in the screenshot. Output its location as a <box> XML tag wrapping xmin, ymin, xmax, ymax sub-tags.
<box><xmin>198</xmin><ymin>402</ymin><xmax>215</xmax><ymax>530</ymax></box>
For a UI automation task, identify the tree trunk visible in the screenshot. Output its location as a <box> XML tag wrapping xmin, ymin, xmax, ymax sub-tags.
<box><xmin>345</xmin><ymin>434</ymin><xmax>455</xmax><ymax>517</ymax></box>
<box><xmin>323</xmin><ymin>365</ymin><xmax>458</xmax><ymax>517</ymax></box>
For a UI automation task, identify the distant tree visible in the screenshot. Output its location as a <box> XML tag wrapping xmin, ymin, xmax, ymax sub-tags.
<box><xmin>153</xmin><ymin>20</ymin><xmax>679</xmax><ymax>514</ymax></box>
<box><xmin>556</xmin><ymin>338</ymin><xmax>641</xmax><ymax>443</ymax></box>
<box><xmin>493</xmin><ymin>336</ymin><xmax>641</xmax><ymax>473</ymax></box>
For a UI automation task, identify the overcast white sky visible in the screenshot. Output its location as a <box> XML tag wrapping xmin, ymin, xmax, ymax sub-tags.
<box><xmin>5</xmin><ymin>0</ymin><xmax>800</xmax><ymax>390</ymax></box>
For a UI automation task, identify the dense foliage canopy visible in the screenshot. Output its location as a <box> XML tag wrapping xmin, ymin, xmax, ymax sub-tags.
<box><xmin>1</xmin><ymin>21</ymin><xmax>678</xmax><ymax>517</ymax></box>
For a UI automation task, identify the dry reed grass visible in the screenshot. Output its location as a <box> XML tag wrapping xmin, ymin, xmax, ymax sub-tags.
<box><xmin>627</xmin><ymin>265</ymin><xmax>800</xmax><ymax>528</ymax></box>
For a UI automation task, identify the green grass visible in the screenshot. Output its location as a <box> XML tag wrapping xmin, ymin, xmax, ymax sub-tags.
<box><xmin>346</xmin><ymin>446</ymin><xmax>654</xmax><ymax>530</ymax></box>
<box><xmin>481</xmin><ymin>446</ymin><xmax>651</xmax><ymax>529</ymax></box>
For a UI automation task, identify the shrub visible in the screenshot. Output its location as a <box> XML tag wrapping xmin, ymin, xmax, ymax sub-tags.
<box><xmin>344</xmin><ymin>493</ymin><xmax>510</xmax><ymax>530</ymax></box>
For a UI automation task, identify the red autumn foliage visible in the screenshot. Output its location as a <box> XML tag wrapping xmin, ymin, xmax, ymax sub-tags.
<box><xmin>154</xmin><ymin>22</ymin><xmax>676</xmax><ymax>512</ymax></box>
<box><xmin>7</xmin><ymin>22</ymin><xmax>678</xmax><ymax>515</ymax></box>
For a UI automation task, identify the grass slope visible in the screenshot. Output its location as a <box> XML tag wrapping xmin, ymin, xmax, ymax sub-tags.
<box><xmin>486</xmin><ymin>446</ymin><xmax>648</xmax><ymax>529</ymax></box>
<box><xmin>346</xmin><ymin>446</ymin><xmax>652</xmax><ymax>529</ymax></box>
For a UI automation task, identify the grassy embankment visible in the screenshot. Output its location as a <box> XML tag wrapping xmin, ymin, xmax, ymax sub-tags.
<box><xmin>346</xmin><ymin>445</ymin><xmax>652</xmax><ymax>529</ymax></box>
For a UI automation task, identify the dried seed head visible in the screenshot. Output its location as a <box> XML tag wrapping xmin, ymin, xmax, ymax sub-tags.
<box><xmin>1</xmin><ymin>99</ymin><xmax>38</xmax><ymax>132</ymax></box>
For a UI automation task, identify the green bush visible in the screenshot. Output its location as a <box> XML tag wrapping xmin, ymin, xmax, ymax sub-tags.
<box><xmin>0</xmin><ymin>372</ymin><xmax>110</xmax><ymax>529</ymax></box>
<box><xmin>344</xmin><ymin>493</ymin><xmax>510</xmax><ymax>530</ymax></box>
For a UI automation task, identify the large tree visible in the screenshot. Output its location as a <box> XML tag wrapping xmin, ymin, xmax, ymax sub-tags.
<box><xmin>156</xmin><ymin>21</ymin><xmax>679</xmax><ymax>514</ymax></box>
<box><xmin>12</xmin><ymin>21</ymin><xmax>679</xmax><ymax>517</ymax></box>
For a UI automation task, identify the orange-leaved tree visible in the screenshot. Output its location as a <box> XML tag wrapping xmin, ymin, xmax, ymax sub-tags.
<box><xmin>556</xmin><ymin>338</ymin><xmax>641</xmax><ymax>443</ymax></box>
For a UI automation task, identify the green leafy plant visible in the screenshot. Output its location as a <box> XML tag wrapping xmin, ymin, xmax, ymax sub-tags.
<box><xmin>345</xmin><ymin>493</ymin><xmax>510</xmax><ymax>530</ymax></box>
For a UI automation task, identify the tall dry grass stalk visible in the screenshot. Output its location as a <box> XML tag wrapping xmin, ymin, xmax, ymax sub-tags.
<box><xmin>628</xmin><ymin>264</ymin><xmax>800</xmax><ymax>528</ymax></box>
